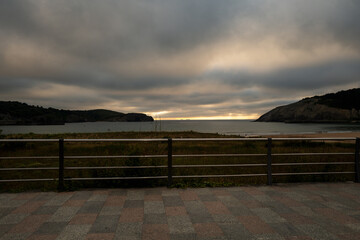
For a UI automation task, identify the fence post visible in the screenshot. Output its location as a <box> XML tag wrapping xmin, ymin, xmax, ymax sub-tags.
<box><xmin>355</xmin><ymin>138</ymin><xmax>360</xmax><ymax>183</ymax></box>
<box><xmin>267</xmin><ymin>138</ymin><xmax>272</xmax><ymax>185</ymax></box>
<box><xmin>167</xmin><ymin>138</ymin><xmax>173</xmax><ymax>187</ymax></box>
<box><xmin>58</xmin><ymin>139</ymin><xmax>64</xmax><ymax>191</ymax></box>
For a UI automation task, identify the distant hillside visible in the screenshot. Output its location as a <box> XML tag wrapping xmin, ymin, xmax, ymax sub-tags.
<box><xmin>256</xmin><ymin>88</ymin><xmax>360</xmax><ymax>123</ymax></box>
<box><xmin>0</xmin><ymin>101</ymin><xmax>153</xmax><ymax>125</ymax></box>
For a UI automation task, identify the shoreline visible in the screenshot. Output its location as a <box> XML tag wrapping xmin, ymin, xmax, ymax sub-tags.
<box><xmin>262</xmin><ymin>131</ymin><xmax>360</xmax><ymax>138</ymax></box>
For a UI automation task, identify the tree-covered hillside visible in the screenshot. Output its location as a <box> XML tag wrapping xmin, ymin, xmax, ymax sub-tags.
<box><xmin>0</xmin><ymin>101</ymin><xmax>153</xmax><ymax>125</ymax></box>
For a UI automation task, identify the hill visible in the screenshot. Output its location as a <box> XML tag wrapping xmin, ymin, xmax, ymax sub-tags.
<box><xmin>0</xmin><ymin>101</ymin><xmax>153</xmax><ymax>125</ymax></box>
<box><xmin>256</xmin><ymin>88</ymin><xmax>360</xmax><ymax>123</ymax></box>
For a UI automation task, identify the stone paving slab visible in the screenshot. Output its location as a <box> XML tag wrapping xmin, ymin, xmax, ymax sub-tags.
<box><xmin>0</xmin><ymin>183</ymin><xmax>359</xmax><ymax>239</ymax></box>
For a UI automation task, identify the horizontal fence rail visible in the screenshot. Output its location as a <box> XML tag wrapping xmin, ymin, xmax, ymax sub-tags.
<box><xmin>0</xmin><ymin>137</ymin><xmax>359</xmax><ymax>190</ymax></box>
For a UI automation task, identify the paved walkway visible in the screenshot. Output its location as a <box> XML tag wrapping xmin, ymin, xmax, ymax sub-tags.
<box><xmin>0</xmin><ymin>183</ymin><xmax>360</xmax><ymax>240</ymax></box>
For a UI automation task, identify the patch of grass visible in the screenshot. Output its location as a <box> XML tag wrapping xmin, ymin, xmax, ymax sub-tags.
<box><xmin>0</xmin><ymin>131</ymin><xmax>357</xmax><ymax>192</ymax></box>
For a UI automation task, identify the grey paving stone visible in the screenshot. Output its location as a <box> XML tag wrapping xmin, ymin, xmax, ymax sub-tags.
<box><xmin>295</xmin><ymin>224</ymin><xmax>340</xmax><ymax>240</ymax></box>
<box><xmin>89</xmin><ymin>215</ymin><xmax>119</xmax><ymax>233</ymax></box>
<box><xmin>231</xmin><ymin>190</ymin><xmax>253</xmax><ymax>201</ymax></box>
<box><xmin>170</xmin><ymin>233</ymin><xmax>196</xmax><ymax>240</ymax></box>
<box><xmin>269</xmin><ymin>222</ymin><xmax>304</xmax><ymax>237</ymax></box>
<box><xmin>144</xmin><ymin>201</ymin><xmax>165</xmax><ymax>214</ymax></box>
<box><xmin>31</xmin><ymin>192</ymin><xmax>57</xmax><ymax>201</ymax></box>
<box><xmin>262</xmin><ymin>201</ymin><xmax>295</xmax><ymax>214</ymax></box>
<box><xmin>0</xmin><ymin>208</ymin><xmax>15</xmax><ymax>219</ymax></box>
<box><xmin>0</xmin><ymin>214</ymin><xmax>29</xmax><ymax>225</ymax></box>
<box><xmin>123</xmin><ymin>200</ymin><xmax>144</xmax><ymax>208</ymax></box>
<box><xmin>217</xmin><ymin>196</ymin><xmax>240</xmax><ymax>207</ymax></box>
<box><xmin>163</xmin><ymin>196</ymin><xmax>184</xmax><ymax>207</ymax></box>
<box><xmin>184</xmin><ymin>201</ymin><xmax>207</xmax><ymax>213</ymax></box>
<box><xmin>33</xmin><ymin>205</ymin><xmax>59</xmax><ymax>215</ymax></box>
<box><xmin>252</xmin><ymin>233</ymin><xmax>286</xmax><ymax>240</ymax></box>
<box><xmin>188</xmin><ymin>212</ymin><xmax>214</xmax><ymax>223</ymax></box>
<box><xmin>99</xmin><ymin>206</ymin><xmax>122</xmax><ymax>216</ymax></box>
<box><xmin>253</xmin><ymin>195</ymin><xmax>275</xmax><ymax>202</ymax></box>
<box><xmin>69</xmin><ymin>191</ymin><xmax>93</xmax><ymax>200</ymax></box>
<box><xmin>311</xmin><ymin>215</ymin><xmax>356</xmax><ymax>235</ymax></box>
<box><xmin>196</xmin><ymin>236</ymin><xmax>228</xmax><ymax>240</ymax></box>
<box><xmin>219</xmin><ymin>223</ymin><xmax>253</xmax><ymax>240</ymax></box>
<box><xmin>0</xmin><ymin>200</ymin><xmax>27</xmax><ymax>208</ymax></box>
<box><xmin>88</xmin><ymin>194</ymin><xmax>108</xmax><ymax>202</ymax></box>
<box><xmin>212</xmin><ymin>214</ymin><xmax>239</xmax><ymax>224</ymax></box>
<box><xmin>228</xmin><ymin>206</ymin><xmax>254</xmax><ymax>216</ymax></box>
<box><xmin>0</xmin><ymin>194</ymin><xmax>16</xmax><ymax>201</ymax></box>
<box><xmin>194</xmin><ymin>188</ymin><xmax>212</xmax><ymax>195</ymax></box>
<box><xmin>77</xmin><ymin>201</ymin><xmax>104</xmax><ymax>213</ymax></box>
<box><xmin>251</xmin><ymin>208</ymin><xmax>287</xmax><ymax>223</ymax></box>
<box><xmin>47</xmin><ymin>206</ymin><xmax>80</xmax><ymax>222</ymax></box>
<box><xmin>161</xmin><ymin>189</ymin><xmax>180</xmax><ymax>196</ymax></box>
<box><xmin>346</xmin><ymin>223</ymin><xmax>360</xmax><ymax>232</ymax></box>
<box><xmin>283</xmin><ymin>192</ymin><xmax>310</xmax><ymax>202</ymax></box>
<box><xmin>35</xmin><ymin>221</ymin><xmax>68</xmax><ymax>234</ymax></box>
<box><xmin>115</xmin><ymin>236</ymin><xmax>140</xmax><ymax>240</ymax></box>
<box><xmin>0</xmin><ymin>224</ymin><xmax>14</xmax><ymax>236</ymax></box>
<box><xmin>144</xmin><ymin>213</ymin><xmax>167</xmax><ymax>224</ymax></box>
<box><xmin>127</xmin><ymin>190</ymin><xmax>144</xmax><ymax>200</ymax></box>
<box><xmin>109</xmin><ymin>189</ymin><xmax>127</xmax><ymax>196</ymax></box>
<box><xmin>0</xmin><ymin>232</ymin><xmax>31</xmax><ymax>240</ymax></box>
<box><xmin>290</xmin><ymin>206</ymin><xmax>317</xmax><ymax>216</ymax></box>
<box><xmin>199</xmin><ymin>194</ymin><xmax>217</xmax><ymax>202</ymax></box>
<box><xmin>145</xmin><ymin>188</ymin><xmax>163</xmax><ymax>195</ymax></box>
<box><xmin>44</xmin><ymin>194</ymin><xmax>72</xmax><ymax>206</ymax></box>
<box><xmin>302</xmin><ymin>200</ymin><xmax>326</xmax><ymax>209</ymax></box>
<box><xmin>115</xmin><ymin>222</ymin><xmax>142</xmax><ymax>238</ymax></box>
<box><xmin>56</xmin><ymin>224</ymin><xmax>91</xmax><ymax>240</ymax></box>
<box><xmin>168</xmin><ymin>215</ymin><xmax>195</xmax><ymax>234</ymax></box>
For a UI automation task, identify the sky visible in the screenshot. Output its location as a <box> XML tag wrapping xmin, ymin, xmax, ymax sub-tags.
<box><xmin>1</xmin><ymin>0</ymin><xmax>360</xmax><ymax>120</ymax></box>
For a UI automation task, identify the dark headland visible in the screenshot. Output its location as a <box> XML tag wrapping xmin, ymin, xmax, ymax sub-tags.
<box><xmin>0</xmin><ymin>101</ymin><xmax>153</xmax><ymax>125</ymax></box>
<box><xmin>256</xmin><ymin>88</ymin><xmax>360</xmax><ymax>123</ymax></box>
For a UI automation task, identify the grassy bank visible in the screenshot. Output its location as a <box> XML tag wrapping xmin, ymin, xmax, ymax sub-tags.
<box><xmin>0</xmin><ymin>131</ymin><xmax>357</xmax><ymax>192</ymax></box>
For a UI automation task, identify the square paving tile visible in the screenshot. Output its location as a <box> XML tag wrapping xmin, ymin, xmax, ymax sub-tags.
<box><xmin>35</xmin><ymin>222</ymin><xmax>68</xmax><ymax>234</ymax></box>
<box><xmin>78</xmin><ymin>201</ymin><xmax>104</xmax><ymax>214</ymax></box>
<box><xmin>119</xmin><ymin>208</ymin><xmax>143</xmax><ymax>223</ymax></box>
<box><xmin>179</xmin><ymin>191</ymin><xmax>199</xmax><ymax>201</ymax></box>
<box><xmin>163</xmin><ymin>196</ymin><xmax>183</xmax><ymax>207</ymax></box>
<box><xmin>85</xmin><ymin>233</ymin><xmax>115</xmax><ymax>240</ymax></box>
<box><xmin>56</xmin><ymin>224</ymin><xmax>91</xmax><ymax>240</ymax></box>
<box><xmin>123</xmin><ymin>200</ymin><xmax>144</xmax><ymax>208</ymax></box>
<box><xmin>89</xmin><ymin>215</ymin><xmax>119</xmax><ymax>233</ymax></box>
<box><xmin>238</xmin><ymin>215</ymin><xmax>275</xmax><ymax>234</ymax></box>
<box><xmin>8</xmin><ymin>214</ymin><xmax>50</xmax><ymax>234</ymax></box>
<box><xmin>167</xmin><ymin>215</ymin><xmax>195</xmax><ymax>234</ymax></box>
<box><xmin>69</xmin><ymin>213</ymin><xmax>97</xmax><ymax>225</ymax></box>
<box><xmin>27</xmin><ymin>234</ymin><xmax>58</xmax><ymax>240</ymax></box>
<box><xmin>204</xmin><ymin>202</ymin><xmax>230</xmax><ymax>215</ymax></box>
<box><xmin>142</xmin><ymin>224</ymin><xmax>169</xmax><ymax>240</ymax></box>
<box><xmin>144</xmin><ymin>213</ymin><xmax>167</xmax><ymax>224</ymax></box>
<box><xmin>193</xmin><ymin>223</ymin><xmax>224</xmax><ymax>237</ymax></box>
<box><xmin>144</xmin><ymin>201</ymin><xmax>165</xmax><ymax>214</ymax></box>
<box><xmin>165</xmin><ymin>206</ymin><xmax>187</xmax><ymax>216</ymax></box>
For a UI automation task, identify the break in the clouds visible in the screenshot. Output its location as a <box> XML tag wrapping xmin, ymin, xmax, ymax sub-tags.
<box><xmin>1</xmin><ymin>0</ymin><xmax>360</xmax><ymax>119</ymax></box>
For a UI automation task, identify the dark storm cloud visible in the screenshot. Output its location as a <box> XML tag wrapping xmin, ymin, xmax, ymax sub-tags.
<box><xmin>0</xmin><ymin>0</ymin><xmax>360</xmax><ymax>118</ymax></box>
<box><xmin>209</xmin><ymin>59</ymin><xmax>360</xmax><ymax>91</ymax></box>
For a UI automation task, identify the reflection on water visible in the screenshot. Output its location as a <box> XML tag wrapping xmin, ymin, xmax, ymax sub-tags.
<box><xmin>1</xmin><ymin>120</ymin><xmax>360</xmax><ymax>135</ymax></box>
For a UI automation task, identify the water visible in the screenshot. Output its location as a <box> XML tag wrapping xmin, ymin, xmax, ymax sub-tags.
<box><xmin>1</xmin><ymin>120</ymin><xmax>360</xmax><ymax>136</ymax></box>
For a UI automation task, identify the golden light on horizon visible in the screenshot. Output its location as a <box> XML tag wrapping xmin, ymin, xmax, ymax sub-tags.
<box><xmin>155</xmin><ymin>113</ymin><xmax>260</xmax><ymax>121</ymax></box>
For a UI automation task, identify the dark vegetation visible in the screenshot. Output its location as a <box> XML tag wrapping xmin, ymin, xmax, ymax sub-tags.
<box><xmin>256</xmin><ymin>88</ymin><xmax>360</xmax><ymax>123</ymax></box>
<box><xmin>0</xmin><ymin>131</ymin><xmax>357</xmax><ymax>192</ymax></box>
<box><xmin>317</xmin><ymin>88</ymin><xmax>360</xmax><ymax>110</ymax></box>
<box><xmin>0</xmin><ymin>101</ymin><xmax>153</xmax><ymax>125</ymax></box>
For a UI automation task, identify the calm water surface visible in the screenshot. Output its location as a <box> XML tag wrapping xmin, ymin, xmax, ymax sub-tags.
<box><xmin>1</xmin><ymin>120</ymin><xmax>360</xmax><ymax>135</ymax></box>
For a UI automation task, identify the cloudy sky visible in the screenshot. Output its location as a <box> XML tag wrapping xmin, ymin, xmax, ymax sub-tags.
<box><xmin>1</xmin><ymin>0</ymin><xmax>359</xmax><ymax>119</ymax></box>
